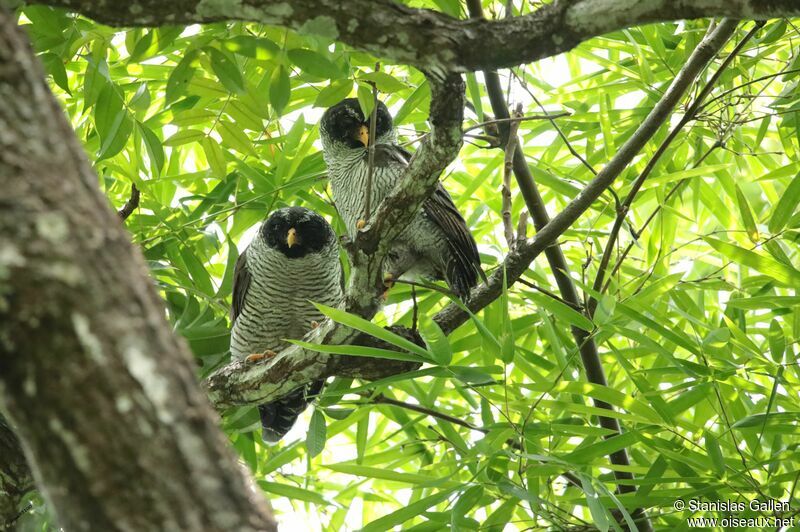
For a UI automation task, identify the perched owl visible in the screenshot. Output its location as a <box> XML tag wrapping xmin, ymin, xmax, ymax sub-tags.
<box><xmin>320</xmin><ymin>98</ymin><xmax>483</xmax><ymax>300</ymax></box>
<box><xmin>230</xmin><ymin>206</ymin><xmax>344</xmax><ymax>442</ymax></box>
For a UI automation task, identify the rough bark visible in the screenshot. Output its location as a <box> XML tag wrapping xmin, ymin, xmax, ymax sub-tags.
<box><xmin>24</xmin><ymin>0</ymin><xmax>800</xmax><ymax>72</ymax></box>
<box><xmin>0</xmin><ymin>417</ymin><xmax>32</xmax><ymax>529</ymax></box>
<box><xmin>0</xmin><ymin>9</ymin><xmax>275</xmax><ymax>532</ymax></box>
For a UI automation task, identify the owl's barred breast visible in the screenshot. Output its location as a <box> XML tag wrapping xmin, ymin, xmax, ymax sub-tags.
<box><xmin>229</xmin><ymin>238</ymin><xmax>343</xmax><ymax>359</ymax></box>
<box><xmin>328</xmin><ymin>150</ymin><xmax>451</xmax><ymax>281</ymax></box>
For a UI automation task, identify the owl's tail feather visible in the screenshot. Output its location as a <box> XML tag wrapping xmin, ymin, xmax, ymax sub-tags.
<box><xmin>259</xmin><ymin>380</ymin><xmax>324</xmax><ymax>443</ymax></box>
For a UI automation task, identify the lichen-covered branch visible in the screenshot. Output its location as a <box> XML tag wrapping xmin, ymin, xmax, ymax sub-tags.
<box><xmin>24</xmin><ymin>0</ymin><xmax>800</xmax><ymax>72</ymax></box>
<box><xmin>0</xmin><ymin>8</ymin><xmax>275</xmax><ymax>531</ymax></box>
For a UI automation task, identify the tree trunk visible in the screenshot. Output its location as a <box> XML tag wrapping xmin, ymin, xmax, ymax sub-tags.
<box><xmin>0</xmin><ymin>418</ymin><xmax>32</xmax><ymax>528</ymax></box>
<box><xmin>0</xmin><ymin>9</ymin><xmax>275</xmax><ymax>532</ymax></box>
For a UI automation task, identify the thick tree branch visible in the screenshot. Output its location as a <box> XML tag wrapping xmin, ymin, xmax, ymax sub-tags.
<box><xmin>0</xmin><ymin>9</ymin><xmax>275</xmax><ymax>531</ymax></box>
<box><xmin>25</xmin><ymin>0</ymin><xmax>800</xmax><ymax>72</ymax></box>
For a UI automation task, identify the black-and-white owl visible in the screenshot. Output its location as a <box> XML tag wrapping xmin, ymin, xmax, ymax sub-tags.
<box><xmin>230</xmin><ymin>206</ymin><xmax>344</xmax><ymax>442</ymax></box>
<box><xmin>320</xmin><ymin>98</ymin><xmax>483</xmax><ymax>300</ymax></box>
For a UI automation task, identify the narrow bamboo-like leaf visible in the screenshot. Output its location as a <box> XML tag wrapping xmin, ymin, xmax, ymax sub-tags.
<box><xmin>288</xmin><ymin>48</ymin><xmax>341</xmax><ymax>79</ymax></box>
<box><xmin>358</xmin><ymin>71</ymin><xmax>408</xmax><ymax>93</ymax></box>
<box><xmin>419</xmin><ymin>315</ymin><xmax>452</xmax><ymax>365</ymax></box>
<box><xmin>769</xmin><ymin>171</ymin><xmax>800</xmax><ymax>233</ymax></box>
<box><xmin>269</xmin><ymin>65</ymin><xmax>290</xmax><ymax>115</ymax></box>
<box><xmin>580</xmin><ymin>477</ymin><xmax>611</xmax><ymax>532</ymax></box>
<box><xmin>206</xmin><ymin>47</ymin><xmax>245</xmax><ymax>94</ymax></box>
<box><xmin>732</xmin><ymin>411</ymin><xmax>800</xmax><ymax>429</ymax></box>
<box><xmin>360</xmin><ymin>489</ymin><xmax>454</xmax><ymax>532</ymax></box>
<box><xmin>356</xmin><ymin>414</ymin><xmax>368</xmax><ymax>465</ymax></box>
<box><xmin>704</xmin><ymin>431</ymin><xmax>725</xmax><ymax>477</ymax></box>
<box><xmin>201</xmin><ymin>137</ymin><xmax>227</xmax><ymax>177</ymax></box>
<box><xmin>290</xmin><ymin>339</ymin><xmax>427</xmax><ymax>364</ymax></box>
<box><xmin>704</xmin><ymin>236</ymin><xmax>800</xmax><ymax>286</ymax></box>
<box><xmin>768</xmin><ymin>319</ymin><xmax>786</xmax><ymax>364</ymax></box>
<box><xmin>306</xmin><ymin>409</ymin><xmax>326</xmax><ymax>458</ymax></box>
<box><xmin>95</xmin><ymin>85</ymin><xmax>132</xmax><ymax>160</ymax></box>
<box><xmin>734</xmin><ymin>183</ymin><xmax>759</xmax><ymax>242</ymax></box>
<box><xmin>257</xmin><ymin>480</ymin><xmax>329</xmax><ymax>506</ymax></box>
<box><xmin>164</xmin><ymin>129</ymin><xmax>205</xmax><ymax>146</ymax></box>
<box><xmin>312</xmin><ymin>303</ymin><xmax>432</xmax><ymax>360</ymax></box>
<box><xmin>528</xmin><ymin>292</ymin><xmax>594</xmax><ymax>332</ymax></box>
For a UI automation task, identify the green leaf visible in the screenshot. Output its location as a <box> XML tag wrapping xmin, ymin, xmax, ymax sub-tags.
<box><xmin>290</xmin><ymin>339</ymin><xmax>427</xmax><ymax>364</ymax></box>
<box><xmin>164</xmin><ymin>129</ymin><xmax>205</xmax><ymax>146</ymax></box>
<box><xmin>580</xmin><ymin>477</ymin><xmax>610</xmax><ymax>532</ymax></box>
<box><xmin>358</xmin><ymin>71</ymin><xmax>408</xmax><ymax>93</ymax></box>
<box><xmin>201</xmin><ymin>137</ymin><xmax>227</xmax><ymax>177</ymax></box>
<box><xmin>356</xmin><ymin>83</ymin><xmax>375</xmax><ymax>121</ymax></box>
<box><xmin>768</xmin><ymin>320</ymin><xmax>786</xmax><ymax>364</ymax></box>
<box><xmin>40</xmin><ymin>52</ymin><xmax>70</xmax><ymax>94</ymax></box>
<box><xmin>269</xmin><ymin>65</ymin><xmax>291</xmax><ymax>115</ymax></box>
<box><xmin>306</xmin><ymin>409</ymin><xmax>326</xmax><ymax>458</ymax></box>
<box><xmin>314</xmin><ymin>79</ymin><xmax>354</xmax><ymax>107</ymax></box>
<box><xmin>704</xmin><ymin>431</ymin><xmax>725</xmax><ymax>477</ymax></box>
<box><xmin>312</xmin><ymin>303</ymin><xmax>433</xmax><ymax>360</ymax></box>
<box><xmin>138</xmin><ymin>123</ymin><xmax>165</xmax><ymax>176</ymax></box>
<box><xmin>768</xmin><ymin>171</ymin><xmax>800</xmax><ymax>233</ymax></box>
<box><xmin>418</xmin><ymin>316</ymin><xmax>452</xmax><ymax>365</ymax></box>
<box><xmin>94</xmin><ymin>84</ymin><xmax>132</xmax><ymax>160</ymax></box>
<box><xmin>528</xmin><ymin>292</ymin><xmax>594</xmax><ymax>332</ymax></box>
<box><xmin>257</xmin><ymin>480</ymin><xmax>329</xmax><ymax>506</ymax></box>
<box><xmin>288</xmin><ymin>49</ymin><xmax>341</xmax><ymax>79</ymax></box>
<box><xmin>732</xmin><ymin>412</ymin><xmax>800</xmax><ymax>429</ymax></box>
<box><xmin>704</xmin><ymin>236</ymin><xmax>800</xmax><ymax>286</ymax></box>
<box><xmin>224</xmin><ymin>36</ymin><xmax>280</xmax><ymax>59</ymax></box>
<box><xmin>218</xmin><ymin>119</ymin><xmax>257</xmax><ymax>156</ymax></box>
<box><xmin>361</xmin><ymin>489</ymin><xmax>454</xmax><ymax>532</ymax></box>
<box><xmin>205</xmin><ymin>47</ymin><xmax>245</xmax><ymax>94</ymax></box>
<box><xmin>451</xmin><ymin>485</ymin><xmax>483</xmax><ymax>529</ymax></box>
<box><xmin>734</xmin><ymin>183</ymin><xmax>759</xmax><ymax>242</ymax></box>
<box><xmin>165</xmin><ymin>50</ymin><xmax>198</xmax><ymax>104</ymax></box>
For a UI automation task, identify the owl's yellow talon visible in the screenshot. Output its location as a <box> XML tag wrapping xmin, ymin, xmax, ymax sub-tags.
<box><xmin>356</xmin><ymin>219</ymin><xmax>366</xmax><ymax>230</ymax></box>
<box><xmin>310</xmin><ymin>320</ymin><xmax>320</xmax><ymax>330</ymax></box>
<box><xmin>245</xmin><ymin>350</ymin><xmax>276</xmax><ymax>363</ymax></box>
<box><xmin>383</xmin><ymin>273</ymin><xmax>395</xmax><ymax>289</ymax></box>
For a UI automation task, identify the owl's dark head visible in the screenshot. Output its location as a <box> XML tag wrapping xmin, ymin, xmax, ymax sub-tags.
<box><xmin>320</xmin><ymin>98</ymin><xmax>395</xmax><ymax>151</ymax></box>
<box><xmin>261</xmin><ymin>207</ymin><xmax>335</xmax><ymax>258</ymax></box>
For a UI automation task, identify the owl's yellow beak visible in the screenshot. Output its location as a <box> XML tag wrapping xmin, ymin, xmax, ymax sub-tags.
<box><xmin>357</xmin><ymin>124</ymin><xmax>370</xmax><ymax>147</ymax></box>
<box><xmin>286</xmin><ymin>227</ymin><xmax>298</xmax><ymax>248</ymax></box>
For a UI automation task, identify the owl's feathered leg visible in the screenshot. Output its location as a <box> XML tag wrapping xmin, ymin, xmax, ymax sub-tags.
<box><xmin>259</xmin><ymin>380</ymin><xmax>325</xmax><ymax>443</ymax></box>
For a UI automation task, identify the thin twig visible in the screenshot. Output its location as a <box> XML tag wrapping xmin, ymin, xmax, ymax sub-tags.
<box><xmin>512</xmin><ymin>74</ymin><xmax>597</xmax><ymax>176</ymax></box>
<box><xmin>117</xmin><ymin>184</ymin><xmax>140</xmax><ymax>221</ymax></box>
<box><xmin>516</xmin><ymin>210</ymin><xmax>528</xmax><ymax>241</ymax></box>
<box><xmin>363</xmin><ymin>62</ymin><xmax>380</xmax><ymax>223</ymax></box>
<box><xmin>501</xmin><ymin>105</ymin><xmax>522</xmax><ymax>247</ymax></box>
<box><xmin>462</xmin><ymin>112</ymin><xmax>570</xmax><ymax>134</ymax></box>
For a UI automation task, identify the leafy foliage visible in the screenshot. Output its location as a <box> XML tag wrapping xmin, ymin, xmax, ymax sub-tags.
<box><xmin>17</xmin><ymin>3</ymin><xmax>800</xmax><ymax>530</ymax></box>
